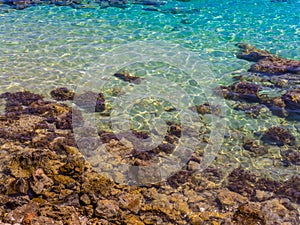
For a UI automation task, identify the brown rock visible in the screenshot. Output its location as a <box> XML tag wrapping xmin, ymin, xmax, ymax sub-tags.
<box><xmin>243</xmin><ymin>140</ymin><xmax>269</xmax><ymax>156</ymax></box>
<box><xmin>221</xmin><ymin>82</ymin><xmax>262</xmax><ymax>102</ymax></box>
<box><xmin>190</xmin><ymin>102</ymin><xmax>221</xmax><ymax>115</ymax></box>
<box><xmin>95</xmin><ymin>199</ymin><xmax>119</xmax><ymax>219</ymax></box>
<box><xmin>3</xmin><ymin>202</ymin><xmax>39</xmax><ymax>224</ymax></box>
<box><xmin>281</xmin><ymin>149</ymin><xmax>300</xmax><ymax>166</ymax></box>
<box><xmin>255</xmin><ymin>190</ymin><xmax>273</xmax><ymax>201</ymax></box>
<box><xmin>261</xmin><ymin>199</ymin><xmax>300</xmax><ymax>224</ymax></box>
<box><xmin>50</xmin><ymin>87</ymin><xmax>74</xmax><ymax>101</ymax></box>
<box><xmin>31</xmin><ymin>216</ymin><xmax>61</xmax><ymax>225</ymax></box>
<box><xmin>261</xmin><ymin>126</ymin><xmax>295</xmax><ymax>146</ymax></box>
<box><xmin>30</xmin><ymin>168</ymin><xmax>54</xmax><ymax>195</ymax></box>
<box><xmin>9</xmin><ymin>177</ymin><xmax>29</xmax><ymax>195</ymax></box>
<box><xmin>124</xmin><ymin>214</ymin><xmax>145</xmax><ymax>225</ymax></box>
<box><xmin>80</xmin><ymin>193</ymin><xmax>91</xmax><ymax>205</ymax></box>
<box><xmin>114</xmin><ymin>71</ymin><xmax>142</xmax><ymax>84</ymax></box>
<box><xmin>250</xmin><ymin>57</ymin><xmax>300</xmax><ymax>75</ymax></box>
<box><xmin>189</xmin><ymin>211</ymin><xmax>229</xmax><ymax>225</ymax></box>
<box><xmin>236</xmin><ymin>43</ymin><xmax>272</xmax><ymax>62</ymax></box>
<box><xmin>119</xmin><ymin>191</ymin><xmax>143</xmax><ymax>213</ymax></box>
<box><xmin>236</xmin><ymin>43</ymin><xmax>300</xmax><ymax>75</ymax></box>
<box><xmin>232</xmin><ymin>203</ymin><xmax>265</xmax><ymax>225</ymax></box>
<box><xmin>282</xmin><ymin>89</ymin><xmax>300</xmax><ymax>111</ymax></box>
<box><xmin>38</xmin><ymin>204</ymin><xmax>81</xmax><ymax>225</ymax></box>
<box><xmin>217</xmin><ymin>189</ymin><xmax>248</xmax><ymax>209</ymax></box>
<box><xmin>0</xmin><ymin>91</ymin><xmax>43</xmax><ymax>107</ymax></box>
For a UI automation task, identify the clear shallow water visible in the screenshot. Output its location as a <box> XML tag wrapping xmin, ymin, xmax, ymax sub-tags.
<box><xmin>0</xmin><ymin>0</ymin><xmax>300</xmax><ymax>182</ymax></box>
<box><xmin>0</xmin><ymin>0</ymin><xmax>299</xmax><ymax>93</ymax></box>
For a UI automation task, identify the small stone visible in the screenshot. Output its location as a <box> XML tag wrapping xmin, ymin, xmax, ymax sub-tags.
<box><xmin>9</xmin><ymin>177</ymin><xmax>29</xmax><ymax>195</ymax></box>
<box><xmin>113</xmin><ymin>71</ymin><xmax>142</xmax><ymax>84</ymax></box>
<box><xmin>124</xmin><ymin>214</ymin><xmax>144</xmax><ymax>225</ymax></box>
<box><xmin>187</xmin><ymin>160</ymin><xmax>200</xmax><ymax>171</ymax></box>
<box><xmin>255</xmin><ymin>190</ymin><xmax>273</xmax><ymax>201</ymax></box>
<box><xmin>80</xmin><ymin>193</ymin><xmax>91</xmax><ymax>205</ymax></box>
<box><xmin>217</xmin><ymin>190</ymin><xmax>248</xmax><ymax>208</ymax></box>
<box><xmin>232</xmin><ymin>203</ymin><xmax>265</xmax><ymax>225</ymax></box>
<box><xmin>30</xmin><ymin>168</ymin><xmax>54</xmax><ymax>195</ymax></box>
<box><xmin>95</xmin><ymin>199</ymin><xmax>119</xmax><ymax>219</ymax></box>
<box><xmin>3</xmin><ymin>202</ymin><xmax>39</xmax><ymax>224</ymax></box>
<box><xmin>119</xmin><ymin>192</ymin><xmax>143</xmax><ymax>213</ymax></box>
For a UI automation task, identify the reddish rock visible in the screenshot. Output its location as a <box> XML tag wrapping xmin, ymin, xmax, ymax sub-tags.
<box><xmin>250</xmin><ymin>57</ymin><xmax>300</xmax><ymax>75</ymax></box>
<box><xmin>30</xmin><ymin>168</ymin><xmax>54</xmax><ymax>195</ymax></box>
<box><xmin>95</xmin><ymin>199</ymin><xmax>119</xmax><ymax>219</ymax></box>
<box><xmin>236</xmin><ymin>43</ymin><xmax>300</xmax><ymax>75</ymax></box>
<box><xmin>3</xmin><ymin>202</ymin><xmax>39</xmax><ymax>224</ymax></box>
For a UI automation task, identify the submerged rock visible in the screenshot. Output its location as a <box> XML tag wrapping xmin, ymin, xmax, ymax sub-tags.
<box><xmin>281</xmin><ymin>149</ymin><xmax>300</xmax><ymax>166</ymax></box>
<box><xmin>232</xmin><ymin>203</ymin><xmax>266</xmax><ymax>225</ymax></box>
<box><xmin>236</xmin><ymin>43</ymin><xmax>272</xmax><ymax>62</ymax></box>
<box><xmin>243</xmin><ymin>140</ymin><xmax>269</xmax><ymax>156</ymax></box>
<box><xmin>73</xmin><ymin>91</ymin><xmax>105</xmax><ymax>112</ymax></box>
<box><xmin>261</xmin><ymin>126</ymin><xmax>295</xmax><ymax>146</ymax></box>
<box><xmin>282</xmin><ymin>89</ymin><xmax>300</xmax><ymax>111</ymax></box>
<box><xmin>0</xmin><ymin>90</ymin><xmax>299</xmax><ymax>224</ymax></box>
<box><xmin>221</xmin><ymin>44</ymin><xmax>300</xmax><ymax>119</ymax></box>
<box><xmin>236</xmin><ymin>43</ymin><xmax>300</xmax><ymax>75</ymax></box>
<box><xmin>190</xmin><ymin>102</ymin><xmax>221</xmax><ymax>115</ymax></box>
<box><xmin>233</xmin><ymin>103</ymin><xmax>270</xmax><ymax>118</ymax></box>
<box><xmin>113</xmin><ymin>71</ymin><xmax>142</xmax><ymax>84</ymax></box>
<box><xmin>50</xmin><ymin>87</ymin><xmax>74</xmax><ymax>101</ymax></box>
<box><xmin>250</xmin><ymin>57</ymin><xmax>300</xmax><ymax>75</ymax></box>
<box><xmin>221</xmin><ymin>82</ymin><xmax>262</xmax><ymax>102</ymax></box>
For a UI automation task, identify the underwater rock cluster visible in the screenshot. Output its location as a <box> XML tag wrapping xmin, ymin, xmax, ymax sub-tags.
<box><xmin>236</xmin><ymin>43</ymin><xmax>300</xmax><ymax>75</ymax></box>
<box><xmin>0</xmin><ymin>87</ymin><xmax>299</xmax><ymax>224</ymax></box>
<box><xmin>222</xmin><ymin>44</ymin><xmax>300</xmax><ymax>121</ymax></box>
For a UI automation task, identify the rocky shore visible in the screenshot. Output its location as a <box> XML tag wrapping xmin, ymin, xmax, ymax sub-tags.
<box><xmin>0</xmin><ymin>44</ymin><xmax>299</xmax><ymax>224</ymax></box>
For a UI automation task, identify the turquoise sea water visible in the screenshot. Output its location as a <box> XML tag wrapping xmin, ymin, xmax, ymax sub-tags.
<box><xmin>1</xmin><ymin>0</ymin><xmax>299</xmax><ymax>92</ymax></box>
<box><xmin>0</xmin><ymin>0</ymin><xmax>300</xmax><ymax>182</ymax></box>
